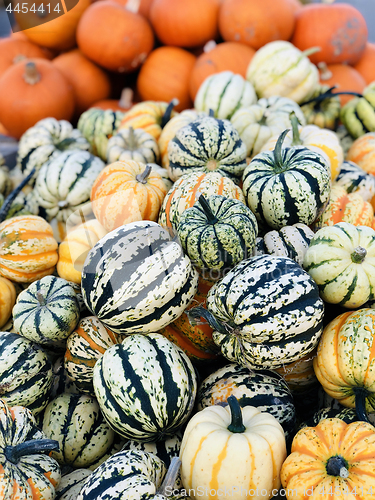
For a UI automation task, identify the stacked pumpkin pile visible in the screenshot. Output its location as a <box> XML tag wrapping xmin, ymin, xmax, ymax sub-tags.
<box><xmin>1</xmin><ymin>0</ymin><xmax>375</xmax><ymax>499</ymax></box>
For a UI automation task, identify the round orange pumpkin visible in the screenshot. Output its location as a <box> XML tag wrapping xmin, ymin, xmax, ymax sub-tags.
<box><xmin>149</xmin><ymin>0</ymin><xmax>220</xmax><ymax>48</ymax></box>
<box><xmin>0</xmin><ymin>215</ymin><xmax>58</xmax><ymax>283</ymax></box>
<box><xmin>0</xmin><ymin>59</ymin><xmax>75</xmax><ymax>139</ymax></box>
<box><xmin>0</xmin><ymin>37</ymin><xmax>50</xmax><ymax>78</ymax></box>
<box><xmin>15</xmin><ymin>0</ymin><xmax>91</xmax><ymax>51</ymax></box>
<box><xmin>291</xmin><ymin>3</ymin><xmax>368</xmax><ymax>65</ymax></box>
<box><xmin>318</xmin><ymin>63</ymin><xmax>366</xmax><ymax>106</ymax></box>
<box><xmin>0</xmin><ymin>276</ymin><xmax>16</xmax><ymax>329</ymax></box>
<box><xmin>91</xmin><ymin>160</ymin><xmax>169</xmax><ymax>232</ymax></box>
<box><xmin>77</xmin><ymin>1</ymin><xmax>154</xmax><ymax>73</ymax></box>
<box><xmin>137</xmin><ymin>47</ymin><xmax>196</xmax><ymax>112</ymax></box>
<box><xmin>218</xmin><ymin>0</ymin><xmax>295</xmax><ymax>50</ymax></box>
<box><xmin>189</xmin><ymin>40</ymin><xmax>255</xmax><ymax>101</ymax></box>
<box><xmin>346</xmin><ymin>132</ymin><xmax>375</xmax><ymax>176</ymax></box>
<box><xmin>353</xmin><ymin>42</ymin><xmax>375</xmax><ymax>85</ymax></box>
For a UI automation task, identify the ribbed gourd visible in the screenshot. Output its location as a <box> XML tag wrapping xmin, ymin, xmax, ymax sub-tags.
<box><xmin>106</xmin><ymin>126</ymin><xmax>160</xmax><ymax>164</ymax></box>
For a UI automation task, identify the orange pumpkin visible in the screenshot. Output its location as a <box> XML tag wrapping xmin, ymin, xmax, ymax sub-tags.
<box><xmin>92</xmin><ymin>88</ymin><xmax>135</xmax><ymax>112</ymax></box>
<box><xmin>353</xmin><ymin>42</ymin><xmax>375</xmax><ymax>85</ymax></box>
<box><xmin>159</xmin><ymin>275</ymin><xmax>220</xmax><ymax>363</ymax></box>
<box><xmin>0</xmin><ymin>276</ymin><xmax>16</xmax><ymax>328</ymax></box>
<box><xmin>346</xmin><ymin>132</ymin><xmax>375</xmax><ymax>176</ymax></box>
<box><xmin>0</xmin><ymin>59</ymin><xmax>75</xmax><ymax>139</ymax></box>
<box><xmin>15</xmin><ymin>0</ymin><xmax>91</xmax><ymax>51</ymax></box>
<box><xmin>91</xmin><ymin>160</ymin><xmax>168</xmax><ymax>232</ymax></box>
<box><xmin>0</xmin><ymin>215</ymin><xmax>58</xmax><ymax>283</ymax></box>
<box><xmin>149</xmin><ymin>0</ymin><xmax>219</xmax><ymax>48</ymax></box>
<box><xmin>218</xmin><ymin>0</ymin><xmax>295</xmax><ymax>50</ymax></box>
<box><xmin>318</xmin><ymin>62</ymin><xmax>366</xmax><ymax>106</ymax></box>
<box><xmin>53</xmin><ymin>49</ymin><xmax>111</xmax><ymax>117</ymax></box>
<box><xmin>137</xmin><ymin>47</ymin><xmax>196</xmax><ymax>112</ymax></box>
<box><xmin>0</xmin><ymin>37</ymin><xmax>50</xmax><ymax>78</ymax></box>
<box><xmin>291</xmin><ymin>3</ymin><xmax>368</xmax><ymax>65</ymax></box>
<box><xmin>77</xmin><ymin>1</ymin><xmax>154</xmax><ymax>73</ymax></box>
<box><xmin>189</xmin><ymin>40</ymin><xmax>255</xmax><ymax>101</ymax></box>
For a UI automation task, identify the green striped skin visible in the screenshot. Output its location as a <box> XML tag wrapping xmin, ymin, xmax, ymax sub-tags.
<box><xmin>17</xmin><ymin>118</ymin><xmax>90</xmax><ymax>179</ymax></box>
<box><xmin>107</xmin><ymin>128</ymin><xmax>159</xmax><ymax>164</ymax></box>
<box><xmin>93</xmin><ymin>333</ymin><xmax>197</xmax><ymax>442</ymax></box>
<box><xmin>81</xmin><ymin>221</ymin><xmax>199</xmax><ymax>335</ymax></box>
<box><xmin>197</xmin><ymin>364</ymin><xmax>296</xmax><ymax>443</ymax></box>
<box><xmin>334</xmin><ymin>160</ymin><xmax>375</xmax><ymax>202</ymax></box>
<box><xmin>178</xmin><ymin>194</ymin><xmax>258</xmax><ymax>270</ymax></box>
<box><xmin>55</xmin><ymin>469</ymin><xmax>92</xmax><ymax>500</ymax></box>
<box><xmin>256</xmin><ymin>223</ymin><xmax>314</xmax><ymax>266</ymax></box>
<box><xmin>0</xmin><ymin>190</ymin><xmax>40</xmax><ymax>219</ymax></box>
<box><xmin>88</xmin><ymin>434</ymin><xmax>126</xmax><ymax>471</ymax></box>
<box><xmin>302</xmin><ymin>85</ymin><xmax>341</xmax><ymax>131</ymax></box>
<box><xmin>242</xmin><ymin>143</ymin><xmax>331</xmax><ymax>230</ymax></box>
<box><xmin>0</xmin><ymin>400</ymin><xmax>61</xmax><ymax>500</ymax></box>
<box><xmin>299</xmin><ymin>407</ymin><xmax>359</xmax><ymax>430</ymax></box>
<box><xmin>34</xmin><ymin>150</ymin><xmax>105</xmax><ymax>223</ymax></box>
<box><xmin>0</xmin><ymin>331</ymin><xmax>53</xmax><ymax>415</ymax></box>
<box><xmin>42</xmin><ymin>393</ymin><xmax>115</xmax><ymax>468</ymax></box>
<box><xmin>51</xmin><ymin>356</ymin><xmax>81</xmax><ymax>400</ymax></box>
<box><xmin>303</xmin><ymin>222</ymin><xmax>375</xmax><ymax>308</ymax></box>
<box><xmin>194</xmin><ymin>71</ymin><xmax>257</xmax><ymax>120</ymax></box>
<box><xmin>200</xmin><ymin>255</ymin><xmax>324</xmax><ymax>369</ymax></box>
<box><xmin>336</xmin><ymin>124</ymin><xmax>354</xmax><ymax>157</ymax></box>
<box><xmin>78</xmin><ymin>108</ymin><xmax>125</xmax><ymax>161</ymax></box>
<box><xmin>167</xmin><ymin>116</ymin><xmax>247</xmax><ymax>183</ymax></box>
<box><xmin>13</xmin><ymin>276</ymin><xmax>80</xmax><ymax>345</ymax></box>
<box><xmin>340</xmin><ymin>90</ymin><xmax>375</xmax><ymax>139</ymax></box>
<box><xmin>0</xmin><ymin>164</ymin><xmax>12</xmax><ymax>197</ymax></box>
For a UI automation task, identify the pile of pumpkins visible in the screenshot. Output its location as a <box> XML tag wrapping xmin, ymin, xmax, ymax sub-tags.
<box><xmin>2</xmin><ymin>1</ymin><xmax>375</xmax><ymax>499</ymax></box>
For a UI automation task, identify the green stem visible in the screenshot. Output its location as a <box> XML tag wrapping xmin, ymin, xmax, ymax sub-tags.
<box><xmin>300</xmin><ymin>86</ymin><xmax>363</xmax><ymax>107</ymax></box>
<box><xmin>227</xmin><ymin>395</ymin><xmax>246</xmax><ymax>433</ymax></box>
<box><xmin>197</xmin><ymin>194</ymin><xmax>217</xmax><ymax>224</ymax></box>
<box><xmin>135</xmin><ymin>165</ymin><xmax>152</xmax><ymax>184</ymax></box>
<box><xmin>351</xmin><ymin>246</ymin><xmax>367</xmax><ymax>264</ymax></box>
<box><xmin>161</xmin><ymin>99</ymin><xmax>179</xmax><ymax>128</ymax></box>
<box><xmin>186</xmin><ymin>306</ymin><xmax>227</xmax><ymax>335</ymax></box>
<box><xmin>37</xmin><ymin>291</ymin><xmax>46</xmax><ymax>306</ymax></box>
<box><xmin>289</xmin><ymin>112</ymin><xmax>302</xmax><ymax>146</ymax></box>
<box><xmin>302</xmin><ymin>47</ymin><xmax>321</xmax><ymax>58</ymax></box>
<box><xmin>156</xmin><ymin>457</ymin><xmax>181</xmax><ymax>496</ymax></box>
<box><xmin>5</xmin><ymin>439</ymin><xmax>59</xmax><ymax>464</ymax></box>
<box><xmin>208</xmin><ymin>109</ymin><xmax>215</xmax><ymax>117</ymax></box>
<box><xmin>354</xmin><ymin>387</ymin><xmax>370</xmax><ymax>423</ymax></box>
<box><xmin>273</xmin><ymin>130</ymin><xmax>289</xmax><ymax>171</ymax></box>
<box><xmin>127</xmin><ymin>126</ymin><xmax>137</xmax><ymax>150</ymax></box>
<box><xmin>0</xmin><ymin>168</ymin><xmax>36</xmax><ymax>223</ymax></box>
<box><xmin>326</xmin><ymin>456</ymin><xmax>349</xmax><ymax>478</ymax></box>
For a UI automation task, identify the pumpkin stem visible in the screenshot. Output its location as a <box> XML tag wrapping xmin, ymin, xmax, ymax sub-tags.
<box><xmin>300</xmin><ymin>85</ymin><xmax>363</xmax><ymax>106</ymax></box>
<box><xmin>125</xmin><ymin>0</ymin><xmax>140</xmax><ymax>13</ymax></box>
<box><xmin>119</xmin><ymin>88</ymin><xmax>133</xmax><ymax>109</ymax></box>
<box><xmin>351</xmin><ymin>246</ymin><xmax>367</xmax><ymax>264</ymax></box>
<box><xmin>0</xmin><ymin>168</ymin><xmax>36</xmax><ymax>223</ymax></box>
<box><xmin>273</xmin><ymin>130</ymin><xmax>290</xmax><ymax>172</ymax></box>
<box><xmin>318</xmin><ymin>62</ymin><xmax>333</xmax><ymax>81</ymax></box>
<box><xmin>227</xmin><ymin>395</ymin><xmax>246</xmax><ymax>433</ymax></box>
<box><xmin>37</xmin><ymin>291</ymin><xmax>46</xmax><ymax>306</ymax></box>
<box><xmin>208</xmin><ymin>109</ymin><xmax>215</xmax><ymax>117</ymax></box>
<box><xmin>156</xmin><ymin>457</ymin><xmax>181</xmax><ymax>496</ymax></box>
<box><xmin>135</xmin><ymin>164</ymin><xmax>152</xmax><ymax>184</ymax></box>
<box><xmin>197</xmin><ymin>194</ymin><xmax>218</xmax><ymax>224</ymax></box>
<box><xmin>203</xmin><ymin>40</ymin><xmax>217</xmax><ymax>53</ymax></box>
<box><xmin>302</xmin><ymin>47</ymin><xmax>321</xmax><ymax>58</ymax></box>
<box><xmin>5</xmin><ymin>439</ymin><xmax>59</xmax><ymax>464</ymax></box>
<box><xmin>186</xmin><ymin>306</ymin><xmax>227</xmax><ymax>334</ymax></box>
<box><xmin>354</xmin><ymin>387</ymin><xmax>370</xmax><ymax>423</ymax></box>
<box><xmin>326</xmin><ymin>456</ymin><xmax>349</xmax><ymax>478</ymax></box>
<box><xmin>161</xmin><ymin>99</ymin><xmax>179</xmax><ymax>128</ymax></box>
<box><xmin>127</xmin><ymin>126</ymin><xmax>137</xmax><ymax>150</ymax></box>
<box><xmin>289</xmin><ymin>112</ymin><xmax>302</xmax><ymax>146</ymax></box>
<box><xmin>23</xmin><ymin>62</ymin><xmax>41</xmax><ymax>85</ymax></box>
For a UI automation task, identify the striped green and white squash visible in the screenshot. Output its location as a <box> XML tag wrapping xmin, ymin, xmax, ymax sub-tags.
<box><xmin>177</xmin><ymin>194</ymin><xmax>258</xmax><ymax>270</ymax></box>
<box><xmin>87</xmin><ymin>434</ymin><xmax>127</xmax><ymax>471</ymax></box>
<box><xmin>255</xmin><ymin>223</ymin><xmax>315</xmax><ymax>266</ymax></box>
<box><xmin>123</xmin><ymin>432</ymin><xmax>182</xmax><ymax>469</ymax></box>
<box><xmin>340</xmin><ymin>87</ymin><xmax>375</xmax><ymax>139</ymax></box>
<box><xmin>230</xmin><ymin>96</ymin><xmax>306</xmax><ymax>157</ymax></box>
<box><xmin>42</xmin><ymin>393</ymin><xmax>115</xmax><ymax>468</ymax></box>
<box><xmin>81</xmin><ymin>221</ymin><xmax>199</xmax><ymax>335</ymax></box>
<box><xmin>13</xmin><ymin>276</ymin><xmax>80</xmax><ymax>345</ymax></box>
<box><xmin>167</xmin><ymin>116</ymin><xmax>247</xmax><ymax>183</ymax></box>
<box><xmin>77</xmin><ymin>450</ymin><xmax>186</xmax><ymax>500</ymax></box>
<box><xmin>197</xmin><ymin>364</ymin><xmax>296</xmax><ymax>443</ymax></box>
<box><xmin>33</xmin><ymin>150</ymin><xmax>105</xmax><ymax>223</ymax></box>
<box><xmin>242</xmin><ymin>130</ymin><xmax>331</xmax><ymax>230</ymax></box>
<box><xmin>17</xmin><ymin>118</ymin><xmax>90</xmax><ymax>178</ymax></box>
<box><xmin>334</xmin><ymin>160</ymin><xmax>375</xmax><ymax>202</ymax></box>
<box><xmin>93</xmin><ymin>333</ymin><xmax>197</xmax><ymax>441</ymax></box>
<box><xmin>0</xmin><ymin>163</ymin><xmax>12</xmax><ymax>197</ymax></box>
<box><xmin>0</xmin><ymin>331</ymin><xmax>53</xmax><ymax>415</ymax></box>
<box><xmin>189</xmin><ymin>255</ymin><xmax>324</xmax><ymax>369</ymax></box>
<box><xmin>0</xmin><ymin>399</ymin><xmax>61</xmax><ymax>500</ymax></box>
<box><xmin>55</xmin><ymin>469</ymin><xmax>92</xmax><ymax>500</ymax></box>
<box><xmin>51</xmin><ymin>356</ymin><xmax>81</xmax><ymax>399</ymax></box>
<box><xmin>64</xmin><ymin>316</ymin><xmax>120</xmax><ymax>395</ymax></box>
<box><xmin>106</xmin><ymin>127</ymin><xmax>159</xmax><ymax>164</ymax></box>
<box><xmin>194</xmin><ymin>71</ymin><xmax>257</xmax><ymax>120</ymax></box>
<box><xmin>78</xmin><ymin>108</ymin><xmax>125</xmax><ymax>161</ymax></box>
<box><xmin>303</xmin><ymin>222</ymin><xmax>375</xmax><ymax>308</ymax></box>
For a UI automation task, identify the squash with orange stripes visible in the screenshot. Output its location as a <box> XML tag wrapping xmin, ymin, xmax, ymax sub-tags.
<box><xmin>304</xmin><ymin>222</ymin><xmax>375</xmax><ymax>309</ymax></box>
<box><xmin>65</xmin><ymin>316</ymin><xmax>120</xmax><ymax>395</ymax></box>
<box><xmin>313</xmin><ymin>184</ymin><xmax>374</xmax><ymax>230</ymax></box>
<box><xmin>346</xmin><ymin>131</ymin><xmax>375</xmax><ymax>175</ymax></box>
<box><xmin>91</xmin><ymin>160</ymin><xmax>168</xmax><ymax>232</ymax></box>
<box><xmin>0</xmin><ymin>215</ymin><xmax>58</xmax><ymax>283</ymax></box>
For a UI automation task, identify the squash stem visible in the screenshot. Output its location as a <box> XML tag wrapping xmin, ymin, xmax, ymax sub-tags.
<box><xmin>127</xmin><ymin>126</ymin><xmax>137</xmax><ymax>150</ymax></box>
<box><xmin>0</xmin><ymin>167</ymin><xmax>36</xmax><ymax>223</ymax></box>
<box><xmin>300</xmin><ymin>86</ymin><xmax>363</xmax><ymax>107</ymax></box>
<box><xmin>302</xmin><ymin>47</ymin><xmax>321</xmax><ymax>58</ymax></box>
<box><xmin>37</xmin><ymin>291</ymin><xmax>46</xmax><ymax>306</ymax></box>
<box><xmin>197</xmin><ymin>194</ymin><xmax>217</xmax><ymax>224</ymax></box>
<box><xmin>161</xmin><ymin>99</ymin><xmax>179</xmax><ymax>128</ymax></box>
<box><xmin>351</xmin><ymin>246</ymin><xmax>367</xmax><ymax>264</ymax></box>
<box><xmin>208</xmin><ymin>109</ymin><xmax>215</xmax><ymax>117</ymax></box>
<box><xmin>135</xmin><ymin>165</ymin><xmax>152</xmax><ymax>184</ymax></box>
<box><xmin>5</xmin><ymin>439</ymin><xmax>59</xmax><ymax>464</ymax></box>
<box><xmin>186</xmin><ymin>306</ymin><xmax>227</xmax><ymax>334</ymax></box>
<box><xmin>119</xmin><ymin>88</ymin><xmax>133</xmax><ymax>110</ymax></box>
<box><xmin>326</xmin><ymin>456</ymin><xmax>349</xmax><ymax>478</ymax></box>
<box><xmin>156</xmin><ymin>457</ymin><xmax>181</xmax><ymax>496</ymax></box>
<box><xmin>354</xmin><ymin>387</ymin><xmax>370</xmax><ymax>423</ymax></box>
<box><xmin>23</xmin><ymin>62</ymin><xmax>41</xmax><ymax>85</ymax></box>
<box><xmin>273</xmin><ymin>130</ymin><xmax>289</xmax><ymax>172</ymax></box>
<box><xmin>289</xmin><ymin>112</ymin><xmax>302</xmax><ymax>146</ymax></box>
<box><xmin>227</xmin><ymin>395</ymin><xmax>246</xmax><ymax>433</ymax></box>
